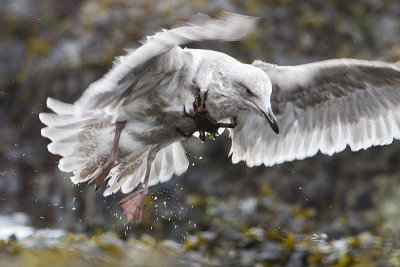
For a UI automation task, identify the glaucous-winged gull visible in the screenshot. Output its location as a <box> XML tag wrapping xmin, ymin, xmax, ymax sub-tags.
<box><xmin>39</xmin><ymin>12</ymin><xmax>400</xmax><ymax>223</ymax></box>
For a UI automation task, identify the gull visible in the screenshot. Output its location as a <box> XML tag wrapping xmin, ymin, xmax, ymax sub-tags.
<box><xmin>39</xmin><ymin>12</ymin><xmax>400</xmax><ymax>223</ymax></box>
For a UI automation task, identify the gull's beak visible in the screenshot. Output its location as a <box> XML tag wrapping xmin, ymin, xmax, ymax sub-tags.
<box><xmin>265</xmin><ymin>109</ymin><xmax>279</xmax><ymax>135</ymax></box>
<box><xmin>258</xmin><ymin>107</ymin><xmax>279</xmax><ymax>135</ymax></box>
<box><xmin>251</xmin><ymin>100</ymin><xmax>280</xmax><ymax>135</ymax></box>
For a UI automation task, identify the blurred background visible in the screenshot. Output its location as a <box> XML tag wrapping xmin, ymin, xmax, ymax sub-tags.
<box><xmin>1</xmin><ymin>0</ymin><xmax>400</xmax><ymax>265</ymax></box>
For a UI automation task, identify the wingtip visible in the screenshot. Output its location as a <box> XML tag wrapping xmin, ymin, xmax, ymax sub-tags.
<box><xmin>38</xmin><ymin>113</ymin><xmax>46</xmax><ymax>125</ymax></box>
<box><xmin>218</xmin><ymin>11</ymin><xmax>259</xmax><ymax>40</ymax></box>
<box><xmin>41</xmin><ymin>127</ymin><xmax>50</xmax><ymax>138</ymax></box>
<box><xmin>46</xmin><ymin>97</ymin><xmax>54</xmax><ymax>106</ymax></box>
<box><xmin>47</xmin><ymin>97</ymin><xmax>75</xmax><ymax>115</ymax></box>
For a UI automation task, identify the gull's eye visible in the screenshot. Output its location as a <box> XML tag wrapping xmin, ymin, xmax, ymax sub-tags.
<box><xmin>245</xmin><ymin>87</ymin><xmax>255</xmax><ymax>97</ymax></box>
<box><xmin>237</xmin><ymin>81</ymin><xmax>256</xmax><ymax>97</ymax></box>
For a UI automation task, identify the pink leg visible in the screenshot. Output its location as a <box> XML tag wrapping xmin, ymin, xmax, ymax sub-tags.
<box><xmin>119</xmin><ymin>146</ymin><xmax>161</xmax><ymax>223</ymax></box>
<box><xmin>88</xmin><ymin>121</ymin><xmax>126</xmax><ymax>189</ymax></box>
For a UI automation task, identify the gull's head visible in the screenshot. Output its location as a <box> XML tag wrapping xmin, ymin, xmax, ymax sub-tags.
<box><xmin>218</xmin><ymin>63</ymin><xmax>279</xmax><ymax>134</ymax></box>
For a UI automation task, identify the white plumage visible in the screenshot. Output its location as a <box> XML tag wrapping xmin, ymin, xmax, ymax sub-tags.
<box><xmin>230</xmin><ymin>59</ymin><xmax>400</xmax><ymax>167</ymax></box>
<box><xmin>39</xmin><ymin>12</ymin><xmax>400</xmax><ymax>222</ymax></box>
<box><xmin>39</xmin><ymin>13</ymin><xmax>260</xmax><ymax>201</ymax></box>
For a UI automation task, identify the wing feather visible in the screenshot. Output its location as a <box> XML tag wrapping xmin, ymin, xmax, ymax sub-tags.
<box><xmin>109</xmin><ymin>142</ymin><xmax>188</xmax><ymax>196</ymax></box>
<box><xmin>230</xmin><ymin>59</ymin><xmax>400</xmax><ymax>167</ymax></box>
<box><xmin>74</xmin><ymin>12</ymin><xmax>257</xmax><ymax>115</ymax></box>
<box><xmin>40</xmin><ymin>13</ymin><xmax>256</xmax><ymax>195</ymax></box>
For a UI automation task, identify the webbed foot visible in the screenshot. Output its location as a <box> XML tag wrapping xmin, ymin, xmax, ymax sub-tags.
<box><xmin>119</xmin><ymin>187</ymin><xmax>147</xmax><ymax>223</ymax></box>
<box><xmin>119</xmin><ymin>146</ymin><xmax>161</xmax><ymax>224</ymax></box>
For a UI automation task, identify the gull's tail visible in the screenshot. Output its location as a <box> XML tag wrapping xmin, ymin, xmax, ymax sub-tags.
<box><xmin>39</xmin><ymin>98</ymin><xmax>189</xmax><ymax>196</ymax></box>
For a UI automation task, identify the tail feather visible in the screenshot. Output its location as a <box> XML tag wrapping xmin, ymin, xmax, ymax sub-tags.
<box><xmin>47</xmin><ymin>97</ymin><xmax>75</xmax><ymax>115</ymax></box>
<box><xmin>39</xmin><ymin>113</ymin><xmax>76</xmax><ymax>127</ymax></box>
<box><xmin>115</xmin><ymin>157</ymin><xmax>147</xmax><ymax>195</ymax></box>
<box><xmin>158</xmin><ymin>146</ymin><xmax>174</xmax><ymax>183</ymax></box>
<box><xmin>173</xmin><ymin>142</ymin><xmax>189</xmax><ymax>175</ymax></box>
<box><xmin>59</xmin><ymin>157</ymin><xmax>86</xmax><ymax>172</ymax></box>
<box><xmin>41</xmin><ymin>127</ymin><xmax>83</xmax><ymax>143</ymax></box>
<box><xmin>41</xmin><ymin>97</ymin><xmax>190</xmax><ymax>196</ymax></box>
<box><xmin>39</xmin><ymin>113</ymin><xmax>99</xmax><ymax>128</ymax></box>
<box><xmin>47</xmin><ymin>142</ymin><xmax>76</xmax><ymax>156</ymax></box>
<box><xmin>70</xmin><ymin>159</ymin><xmax>102</xmax><ymax>184</ymax></box>
<box><xmin>40</xmin><ymin>97</ymin><xmax>115</xmax><ymax>182</ymax></box>
<box><xmin>111</xmin><ymin>142</ymin><xmax>189</xmax><ymax>196</ymax></box>
<box><xmin>103</xmin><ymin>153</ymin><xmax>146</xmax><ymax>195</ymax></box>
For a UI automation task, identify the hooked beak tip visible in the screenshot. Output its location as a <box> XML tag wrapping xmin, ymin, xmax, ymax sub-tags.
<box><xmin>253</xmin><ymin>102</ymin><xmax>280</xmax><ymax>135</ymax></box>
<box><xmin>269</xmin><ymin>118</ymin><xmax>279</xmax><ymax>135</ymax></box>
<box><xmin>263</xmin><ymin>109</ymin><xmax>279</xmax><ymax>135</ymax></box>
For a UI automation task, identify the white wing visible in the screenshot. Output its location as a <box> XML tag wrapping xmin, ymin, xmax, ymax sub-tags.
<box><xmin>40</xmin><ymin>97</ymin><xmax>189</xmax><ymax>196</ymax></box>
<box><xmin>230</xmin><ymin>59</ymin><xmax>400</xmax><ymax>167</ymax></box>
<box><xmin>74</xmin><ymin>12</ymin><xmax>257</xmax><ymax>115</ymax></box>
<box><xmin>40</xmin><ymin>13</ymin><xmax>257</xmax><ymax>195</ymax></box>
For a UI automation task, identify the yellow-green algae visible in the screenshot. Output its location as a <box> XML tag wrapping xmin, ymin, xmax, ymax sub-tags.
<box><xmin>1</xmin><ymin>230</ymin><xmax>399</xmax><ymax>267</ymax></box>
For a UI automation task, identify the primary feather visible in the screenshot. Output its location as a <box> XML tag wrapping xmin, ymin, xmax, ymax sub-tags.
<box><xmin>230</xmin><ymin>59</ymin><xmax>400</xmax><ymax>167</ymax></box>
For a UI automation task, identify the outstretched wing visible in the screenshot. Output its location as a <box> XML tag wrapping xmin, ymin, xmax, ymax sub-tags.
<box><xmin>230</xmin><ymin>59</ymin><xmax>400</xmax><ymax>167</ymax></box>
<box><xmin>74</xmin><ymin>12</ymin><xmax>257</xmax><ymax>115</ymax></box>
<box><xmin>41</xmin><ymin>13</ymin><xmax>257</xmax><ymax>195</ymax></box>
